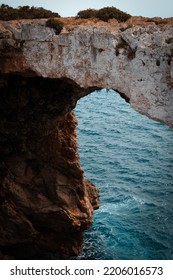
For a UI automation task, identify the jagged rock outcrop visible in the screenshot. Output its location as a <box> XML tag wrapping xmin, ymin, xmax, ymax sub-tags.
<box><xmin>0</xmin><ymin>18</ymin><xmax>172</xmax><ymax>259</ymax></box>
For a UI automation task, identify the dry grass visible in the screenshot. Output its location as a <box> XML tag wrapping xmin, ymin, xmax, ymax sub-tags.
<box><xmin>59</xmin><ymin>16</ymin><xmax>173</xmax><ymax>32</ymax></box>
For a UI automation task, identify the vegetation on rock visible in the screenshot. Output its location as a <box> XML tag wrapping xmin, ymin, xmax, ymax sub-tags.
<box><xmin>0</xmin><ymin>4</ymin><xmax>60</xmax><ymax>20</ymax></box>
<box><xmin>77</xmin><ymin>6</ymin><xmax>131</xmax><ymax>22</ymax></box>
<box><xmin>77</xmin><ymin>8</ymin><xmax>97</xmax><ymax>19</ymax></box>
<box><xmin>46</xmin><ymin>18</ymin><xmax>64</xmax><ymax>35</ymax></box>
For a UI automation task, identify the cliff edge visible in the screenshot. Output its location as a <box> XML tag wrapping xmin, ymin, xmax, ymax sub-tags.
<box><xmin>0</xmin><ymin>17</ymin><xmax>172</xmax><ymax>259</ymax></box>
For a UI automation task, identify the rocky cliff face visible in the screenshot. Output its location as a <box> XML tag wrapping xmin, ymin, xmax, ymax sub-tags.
<box><xmin>0</xmin><ymin>18</ymin><xmax>172</xmax><ymax>259</ymax></box>
<box><xmin>0</xmin><ymin>74</ymin><xmax>99</xmax><ymax>259</ymax></box>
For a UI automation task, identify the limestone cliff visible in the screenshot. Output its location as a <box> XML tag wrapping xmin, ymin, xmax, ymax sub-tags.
<box><xmin>0</xmin><ymin>17</ymin><xmax>172</xmax><ymax>259</ymax></box>
<box><xmin>1</xmin><ymin>17</ymin><xmax>173</xmax><ymax>126</ymax></box>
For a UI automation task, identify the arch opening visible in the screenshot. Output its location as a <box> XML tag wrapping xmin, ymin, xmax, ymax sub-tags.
<box><xmin>74</xmin><ymin>89</ymin><xmax>173</xmax><ymax>260</ymax></box>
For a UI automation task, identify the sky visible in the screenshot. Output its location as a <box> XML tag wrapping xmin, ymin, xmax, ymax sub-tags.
<box><xmin>1</xmin><ymin>0</ymin><xmax>173</xmax><ymax>18</ymax></box>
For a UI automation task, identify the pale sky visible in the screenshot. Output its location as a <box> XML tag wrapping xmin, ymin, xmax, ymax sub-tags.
<box><xmin>1</xmin><ymin>0</ymin><xmax>173</xmax><ymax>18</ymax></box>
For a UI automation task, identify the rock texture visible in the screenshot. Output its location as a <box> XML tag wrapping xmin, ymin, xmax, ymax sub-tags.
<box><xmin>0</xmin><ymin>17</ymin><xmax>172</xmax><ymax>259</ymax></box>
<box><xmin>0</xmin><ymin>18</ymin><xmax>173</xmax><ymax>126</ymax></box>
<box><xmin>0</xmin><ymin>74</ymin><xmax>99</xmax><ymax>259</ymax></box>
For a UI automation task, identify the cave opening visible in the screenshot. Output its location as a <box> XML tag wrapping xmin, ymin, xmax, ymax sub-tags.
<box><xmin>74</xmin><ymin>89</ymin><xmax>173</xmax><ymax>260</ymax></box>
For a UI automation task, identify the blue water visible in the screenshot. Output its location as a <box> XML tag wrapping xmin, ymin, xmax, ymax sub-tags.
<box><xmin>74</xmin><ymin>89</ymin><xmax>173</xmax><ymax>260</ymax></box>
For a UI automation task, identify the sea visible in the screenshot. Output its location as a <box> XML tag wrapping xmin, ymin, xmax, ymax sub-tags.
<box><xmin>73</xmin><ymin>89</ymin><xmax>173</xmax><ymax>260</ymax></box>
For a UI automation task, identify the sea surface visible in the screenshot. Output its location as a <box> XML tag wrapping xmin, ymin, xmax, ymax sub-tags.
<box><xmin>74</xmin><ymin>89</ymin><xmax>173</xmax><ymax>260</ymax></box>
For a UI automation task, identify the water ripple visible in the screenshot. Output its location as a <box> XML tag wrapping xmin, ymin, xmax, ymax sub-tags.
<box><xmin>74</xmin><ymin>89</ymin><xmax>173</xmax><ymax>260</ymax></box>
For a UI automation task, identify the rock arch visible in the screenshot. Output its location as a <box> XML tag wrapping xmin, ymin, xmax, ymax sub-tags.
<box><xmin>0</xmin><ymin>19</ymin><xmax>172</xmax><ymax>259</ymax></box>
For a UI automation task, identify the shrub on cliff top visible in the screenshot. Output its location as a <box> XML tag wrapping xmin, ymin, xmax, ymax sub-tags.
<box><xmin>0</xmin><ymin>4</ymin><xmax>61</xmax><ymax>20</ymax></box>
<box><xmin>77</xmin><ymin>8</ymin><xmax>97</xmax><ymax>19</ymax></box>
<box><xmin>97</xmin><ymin>7</ymin><xmax>131</xmax><ymax>22</ymax></box>
<box><xmin>77</xmin><ymin>6</ymin><xmax>131</xmax><ymax>22</ymax></box>
<box><xmin>46</xmin><ymin>18</ymin><xmax>64</xmax><ymax>35</ymax></box>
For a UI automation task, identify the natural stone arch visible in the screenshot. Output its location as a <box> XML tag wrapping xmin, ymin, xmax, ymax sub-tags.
<box><xmin>1</xmin><ymin>19</ymin><xmax>173</xmax><ymax>127</ymax></box>
<box><xmin>0</xmin><ymin>19</ymin><xmax>172</xmax><ymax>259</ymax></box>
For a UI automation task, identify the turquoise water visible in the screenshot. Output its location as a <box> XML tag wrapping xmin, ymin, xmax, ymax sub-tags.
<box><xmin>74</xmin><ymin>89</ymin><xmax>173</xmax><ymax>260</ymax></box>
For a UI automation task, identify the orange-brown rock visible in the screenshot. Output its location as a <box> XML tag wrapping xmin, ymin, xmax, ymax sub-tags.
<box><xmin>0</xmin><ymin>75</ymin><xmax>99</xmax><ymax>259</ymax></box>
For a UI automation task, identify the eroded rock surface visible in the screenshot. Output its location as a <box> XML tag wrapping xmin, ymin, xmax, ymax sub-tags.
<box><xmin>0</xmin><ymin>18</ymin><xmax>173</xmax><ymax>126</ymax></box>
<box><xmin>0</xmin><ymin>18</ymin><xmax>172</xmax><ymax>259</ymax></box>
<box><xmin>0</xmin><ymin>75</ymin><xmax>99</xmax><ymax>259</ymax></box>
